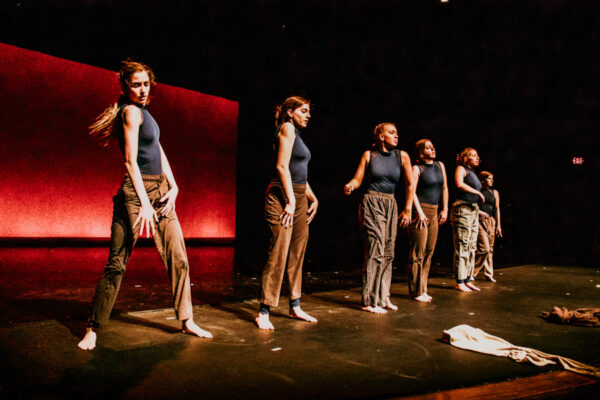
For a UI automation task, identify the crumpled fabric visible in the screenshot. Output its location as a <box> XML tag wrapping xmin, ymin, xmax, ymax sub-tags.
<box><xmin>443</xmin><ymin>324</ymin><xmax>600</xmax><ymax>379</ymax></box>
<box><xmin>540</xmin><ymin>307</ymin><xmax>600</xmax><ymax>327</ymax></box>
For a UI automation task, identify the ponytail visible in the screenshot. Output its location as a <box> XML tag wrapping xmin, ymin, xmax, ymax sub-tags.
<box><xmin>371</xmin><ymin>122</ymin><xmax>395</xmax><ymax>149</ymax></box>
<box><xmin>88</xmin><ymin>60</ymin><xmax>155</xmax><ymax>147</ymax></box>
<box><xmin>274</xmin><ymin>96</ymin><xmax>309</xmax><ymax>127</ymax></box>
<box><xmin>457</xmin><ymin>147</ymin><xmax>476</xmax><ymax>166</ymax></box>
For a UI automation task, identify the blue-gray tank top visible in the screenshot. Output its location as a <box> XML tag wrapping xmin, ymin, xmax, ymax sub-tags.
<box><xmin>479</xmin><ymin>188</ymin><xmax>496</xmax><ymax>215</ymax></box>
<box><xmin>366</xmin><ymin>150</ymin><xmax>402</xmax><ymax>194</ymax></box>
<box><xmin>416</xmin><ymin>161</ymin><xmax>444</xmax><ymax>205</ymax></box>
<box><xmin>118</xmin><ymin>105</ymin><xmax>162</xmax><ymax>175</ymax></box>
<box><xmin>458</xmin><ymin>168</ymin><xmax>482</xmax><ymax>203</ymax></box>
<box><xmin>274</xmin><ymin>125</ymin><xmax>311</xmax><ymax>184</ymax></box>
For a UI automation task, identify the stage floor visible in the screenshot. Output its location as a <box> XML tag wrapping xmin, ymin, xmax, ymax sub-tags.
<box><xmin>0</xmin><ymin>247</ymin><xmax>598</xmax><ymax>399</ymax></box>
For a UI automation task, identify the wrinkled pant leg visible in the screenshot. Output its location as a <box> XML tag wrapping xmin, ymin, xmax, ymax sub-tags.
<box><xmin>90</xmin><ymin>190</ymin><xmax>137</xmax><ymax>325</ymax></box>
<box><xmin>360</xmin><ymin>193</ymin><xmax>392</xmax><ymax>307</ymax></box>
<box><xmin>474</xmin><ymin>216</ymin><xmax>491</xmax><ymax>278</ymax></box>
<box><xmin>484</xmin><ymin>218</ymin><xmax>496</xmax><ymax>279</ymax></box>
<box><xmin>286</xmin><ymin>186</ymin><xmax>309</xmax><ymax>303</ymax></box>
<box><xmin>153</xmin><ymin>212</ymin><xmax>193</xmax><ymax>320</ymax></box>
<box><xmin>380</xmin><ymin>199</ymin><xmax>398</xmax><ymax>305</ymax></box>
<box><xmin>466</xmin><ymin>208</ymin><xmax>479</xmax><ymax>280</ymax></box>
<box><xmin>451</xmin><ymin>203</ymin><xmax>478</xmax><ymax>284</ymax></box>
<box><xmin>421</xmin><ymin>204</ymin><xmax>439</xmax><ymax>295</ymax></box>
<box><xmin>407</xmin><ymin>219</ymin><xmax>427</xmax><ymax>297</ymax></box>
<box><xmin>260</xmin><ymin>184</ymin><xmax>293</xmax><ymax>307</ymax></box>
<box><xmin>152</xmin><ymin>178</ymin><xmax>193</xmax><ymax>320</ymax></box>
<box><xmin>481</xmin><ymin>217</ymin><xmax>496</xmax><ymax>279</ymax></box>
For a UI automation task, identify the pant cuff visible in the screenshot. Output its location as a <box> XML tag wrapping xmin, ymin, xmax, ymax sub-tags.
<box><xmin>259</xmin><ymin>303</ymin><xmax>270</xmax><ymax>315</ymax></box>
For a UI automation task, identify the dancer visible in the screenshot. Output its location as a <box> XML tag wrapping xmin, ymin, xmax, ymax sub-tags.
<box><xmin>78</xmin><ymin>60</ymin><xmax>211</xmax><ymax>350</ymax></box>
<box><xmin>474</xmin><ymin>171</ymin><xmax>502</xmax><ymax>282</ymax></box>
<box><xmin>407</xmin><ymin>139</ymin><xmax>448</xmax><ymax>302</ymax></box>
<box><xmin>256</xmin><ymin>96</ymin><xmax>319</xmax><ymax>330</ymax></box>
<box><xmin>344</xmin><ymin>123</ymin><xmax>414</xmax><ymax>313</ymax></box>
<box><xmin>450</xmin><ymin>148</ymin><xmax>485</xmax><ymax>292</ymax></box>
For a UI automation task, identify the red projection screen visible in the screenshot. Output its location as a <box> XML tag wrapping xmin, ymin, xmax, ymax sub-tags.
<box><xmin>0</xmin><ymin>43</ymin><xmax>237</xmax><ymax>240</ymax></box>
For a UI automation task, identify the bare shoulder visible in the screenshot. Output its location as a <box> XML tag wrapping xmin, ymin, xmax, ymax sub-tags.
<box><xmin>278</xmin><ymin>122</ymin><xmax>296</xmax><ymax>138</ymax></box>
<box><xmin>399</xmin><ymin>150</ymin><xmax>412</xmax><ymax>166</ymax></box>
<box><xmin>122</xmin><ymin>105</ymin><xmax>143</xmax><ymax>124</ymax></box>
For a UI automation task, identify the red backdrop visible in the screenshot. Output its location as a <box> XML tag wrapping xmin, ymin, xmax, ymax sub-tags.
<box><xmin>0</xmin><ymin>43</ymin><xmax>237</xmax><ymax>239</ymax></box>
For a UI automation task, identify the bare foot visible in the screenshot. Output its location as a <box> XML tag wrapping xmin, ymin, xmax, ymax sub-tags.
<box><xmin>465</xmin><ymin>282</ymin><xmax>481</xmax><ymax>291</ymax></box>
<box><xmin>290</xmin><ymin>307</ymin><xmax>318</xmax><ymax>323</ymax></box>
<box><xmin>424</xmin><ymin>293</ymin><xmax>433</xmax><ymax>301</ymax></box>
<box><xmin>383</xmin><ymin>300</ymin><xmax>398</xmax><ymax>310</ymax></box>
<box><xmin>414</xmin><ymin>294</ymin><xmax>431</xmax><ymax>302</ymax></box>
<box><xmin>361</xmin><ymin>305</ymin><xmax>387</xmax><ymax>314</ymax></box>
<box><xmin>487</xmin><ymin>277</ymin><xmax>496</xmax><ymax>282</ymax></box>
<box><xmin>78</xmin><ymin>327</ymin><xmax>97</xmax><ymax>350</ymax></box>
<box><xmin>182</xmin><ymin>319</ymin><xmax>213</xmax><ymax>338</ymax></box>
<box><xmin>255</xmin><ymin>313</ymin><xmax>275</xmax><ymax>330</ymax></box>
<box><xmin>455</xmin><ymin>283</ymin><xmax>472</xmax><ymax>292</ymax></box>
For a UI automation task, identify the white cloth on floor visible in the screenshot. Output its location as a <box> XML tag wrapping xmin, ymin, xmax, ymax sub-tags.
<box><xmin>443</xmin><ymin>324</ymin><xmax>600</xmax><ymax>379</ymax></box>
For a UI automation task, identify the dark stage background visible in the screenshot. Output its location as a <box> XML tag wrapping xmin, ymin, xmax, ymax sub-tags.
<box><xmin>1</xmin><ymin>0</ymin><xmax>598</xmax><ymax>273</ymax></box>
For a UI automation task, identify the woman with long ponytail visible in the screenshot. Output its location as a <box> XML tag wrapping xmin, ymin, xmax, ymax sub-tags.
<box><xmin>78</xmin><ymin>60</ymin><xmax>212</xmax><ymax>350</ymax></box>
<box><xmin>256</xmin><ymin>96</ymin><xmax>319</xmax><ymax>330</ymax></box>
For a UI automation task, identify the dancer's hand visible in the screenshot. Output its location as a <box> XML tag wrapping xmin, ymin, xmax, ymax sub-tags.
<box><xmin>438</xmin><ymin>208</ymin><xmax>448</xmax><ymax>225</ymax></box>
<box><xmin>477</xmin><ymin>191</ymin><xmax>485</xmax><ymax>202</ymax></box>
<box><xmin>415</xmin><ymin>212</ymin><xmax>428</xmax><ymax>229</ymax></box>
<box><xmin>307</xmin><ymin>199</ymin><xmax>318</xmax><ymax>224</ymax></box>
<box><xmin>135</xmin><ymin>203</ymin><xmax>158</xmax><ymax>238</ymax></box>
<box><xmin>398</xmin><ymin>209</ymin><xmax>411</xmax><ymax>228</ymax></box>
<box><xmin>280</xmin><ymin>202</ymin><xmax>295</xmax><ymax>228</ymax></box>
<box><xmin>160</xmin><ymin>187</ymin><xmax>178</xmax><ymax>217</ymax></box>
<box><xmin>496</xmin><ymin>226</ymin><xmax>503</xmax><ymax>237</ymax></box>
<box><xmin>343</xmin><ymin>183</ymin><xmax>354</xmax><ymax>195</ymax></box>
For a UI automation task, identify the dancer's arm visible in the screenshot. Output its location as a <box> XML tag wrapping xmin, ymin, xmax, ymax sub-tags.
<box><xmin>454</xmin><ymin>166</ymin><xmax>485</xmax><ymax>202</ymax></box>
<box><xmin>305</xmin><ymin>182</ymin><xmax>318</xmax><ymax>224</ymax></box>
<box><xmin>276</xmin><ymin>122</ymin><xmax>297</xmax><ymax>228</ymax></box>
<box><xmin>411</xmin><ymin>166</ymin><xmax>428</xmax><ymax>229</ymax></box>
<box><xmin>398</xmin><ymin>151</ymin><xmax>414</xmax><ymax>228</ymax></box>
<box><xmin>439</xmin><ymin>162</ymin><xmax>449</xmax><ymax>224</ymax></box>
<box><xmin>157</xmin><ymin>144</ymin><xmax>179</xmax><ymax>217</ymax></box>
<box><xmin>494</xmin><ymin>189</ymin><xmax>502</xmax><ymax>237</ymax></box>
<box><xmin>344</xmin><ymin>151</ymin><xmax>370</xmax><ymax>195</ymax></box>
<box><xmin>122</xmin><ymin>105</ymin><xmax>158</xmax><ymax>237</ymax></box>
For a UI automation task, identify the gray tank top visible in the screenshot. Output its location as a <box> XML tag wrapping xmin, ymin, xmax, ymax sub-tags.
<box><xmin>366</xmin><ymin>150</ymin><xmax>402</xmax><ymax>194</ymax></box>
<box><xmin>118</xmin><ymin>105</ymin><xmax>162</xmax><ymax>175</ymax></box>
<box><xmin>479</xmin><ymin>188</ymin><xmax>496</xmax><ymax>215</ymax></box>
<box><xmin>273</xmin><ymin>125</ymin><xmax>311</xmax><ymax>184</ymax></box>
<box><xmin>458</xmin><ymin>168</ymin><xmax>481</xmax><ymax>203</ymax></box>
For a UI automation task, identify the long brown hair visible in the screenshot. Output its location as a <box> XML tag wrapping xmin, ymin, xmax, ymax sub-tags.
<box><xmin>414</xmin><ymin>138</ymin><xmax>432</xmax><ymax>164</ymax></box>
<box><xmin>88</xmin><ymin>60</ymin><xmax>156</xmax><ymax>147</ymax></box>
<box><xmin>274</xmin><ymin>96</ymin><xmax>310</xmax><ymax>127</ymax></box>
<box><xmin>371</xmin><ymin>122</ymin><xmax>396</xmax><ymax>150</ymax></box>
